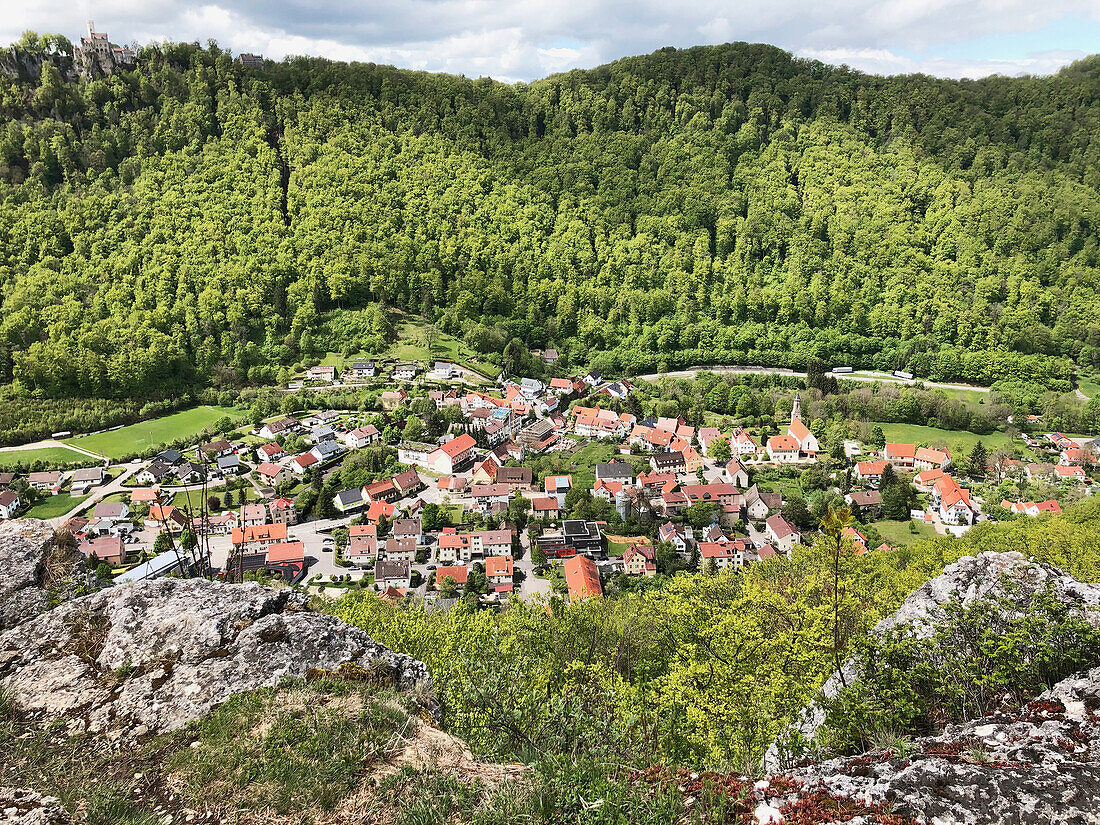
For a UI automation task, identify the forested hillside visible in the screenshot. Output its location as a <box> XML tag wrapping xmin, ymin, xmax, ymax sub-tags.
<box><xmin>2</xmin><ymin>39</ymin><xmax>1100</xmax><ymax>399</ymax></box>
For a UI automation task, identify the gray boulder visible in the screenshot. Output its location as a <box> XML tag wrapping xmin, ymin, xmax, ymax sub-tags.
<box><xmin>767</xmin><ymin>551</ymin><xmax>1100</xmax><ymax>769</ymax></box>
<box><xmin>0</xmin><ymin>520</ymin><xmax>96</xmax><ymax>632</ymax></box>
<box><xmin>0</xmin><ymin>577</ymin><xmax>433</xmax><ymax>738</ymax></box>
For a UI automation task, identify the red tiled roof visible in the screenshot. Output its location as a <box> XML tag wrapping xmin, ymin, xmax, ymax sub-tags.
<box><xmin>884</xmin><ymin>442</ymin><xmax>916</xmax><ymax>459</ymax></box>
<box><xmin>856</xmin><ymin>460</ymin><xmax>888</xmax><ymax>475</ymax></box>
<box><xmin>231</xmin><ymin>522</ymin><xmax>287</xmax><ymax>546</ymax></box>
<box><xmin>564</xmin><ymin>555</ymin><xmax>602</xmax><ymax>602</ymax></box>
<box><xmin>767</xmin><ymin>435</ymin><xmax>799</xmax><ymax>451</ymax></box>
<box><xmin>788</xmin><ymin>420</ymin><xmax>812</xmax><ymax>442</ymax></box>
<box><xmin>266</xmin><ymin>540</ymin><xmax>304</xmax><ymax>563</ymax></box>
<box><xmin>437</xmin><ymin>434</ymin><xmax>476</xmax><ymax>458</ymax></box>
<box><xmin>366</xmin><ymin>500</ymin><xmax>396</xmax><ymax>522</ymax></box>
<box><xmin>436</xmin><ymin>565</ymin><xmax>469</xmax><ymax>585</ymax></box>
<box><xmin>485</xmin><ymin>555</ymin><xmax>513</xmax><ymax>577</ymax></box>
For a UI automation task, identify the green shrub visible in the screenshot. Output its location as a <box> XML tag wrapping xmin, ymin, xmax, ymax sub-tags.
<box><xmin>817</xmin><ymin>583</ymin><xmax>1100</xmax><ymax>755</ymax></box>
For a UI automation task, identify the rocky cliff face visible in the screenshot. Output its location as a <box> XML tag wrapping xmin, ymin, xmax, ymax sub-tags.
<box><xmin>0</xmin><ymin>520</ymin><xmax>433</xmax><ymax>740</ymax></box>
<box><xmin>768</xmin><ymin>550</ymin><xmax>1100</xmax><ymax>768</ymax></box>
<box><xmin>0</xmin><ymin>48</ymin><xmax>80</xmax><ymax>83</ymax></box>
<box><xmin>766</xmin><ymin>666</ymin><xmax>1100</xmax><ymax>824</ymax></box>
<box><xmin>0</xmin><ymin>519</ymin><xmax>97</xmax><ymax>633</ymax></box>
<box><xmin>744</xmin><ymin>551</ymin><xmax>1100</xmax><ymax>824</ymax></box>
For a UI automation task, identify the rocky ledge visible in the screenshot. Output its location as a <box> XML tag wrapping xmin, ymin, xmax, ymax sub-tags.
<box><xmin>773</xmin><ymin>665</ymin><xmax>1100</xmax><ymax>824</ymax></box>
<box><xmin>641</xmin><ymin>669</ymin><xmax>1100</xmax><ymax>825</ymax></box>
<box><xmin>0</xmin><ymin>572</ymin><xmax>433</xmax><ymax>738</ymax></box>
<box><xmin>737</xmin><ymin>551</ymin><xmax>1100</xmax><ymax>824</ymax></box>
<box><xmin>0</xmin><ymin>519</ymin><xmax>95</xmax><ymax>633</ymax></box>
<box><xmin>768</xmin><ymin>550</ymin><xmax>1100</xmax><ymax>768</ymax></box>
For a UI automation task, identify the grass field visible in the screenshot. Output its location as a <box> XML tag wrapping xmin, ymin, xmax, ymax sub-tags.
<box><xmin>557</xmin><ymin>439</ymin><xmax>649</xmax><ymax>490</ymax></box>
<box><xmin>64</xmin><ymin>406</ymin><xmax>242</xmax><ymax>459</ymax></box>
<box><xmin>875</xmin><ymin>423</ymin><xmax>1015</xmax><ymax>456</ymax></box>
<box><xmin>316</xmin><ymin>314</ymin><xmax>497</xmax><ymax>380</ymax></box>
<box><xmin>25</xmin><ymin>492</ymin><xmax>90</xmax><ymax>520</ymax></box>
<box><xmin>172</xmin><ymin>486</ymin><xmax>260</xmax><ymax>512</ymax></box>
<box><xmin>606</xmin><ymin>535</ymin><xmax>651</xmax><ymax>557</ymax></box>
<box><xmin>0</xmin><ymin>444</ymin><xmax>94</xmax><ymax>469</ymax></box>
<box><xmin>1078</xmin><ymin>375</ymin><xmax>1100</xmax><ymax>400</ymax></box>
<box><xmin>872</xmin><ymin>518</ymin><xmax>938</xmax><ymax>547</ymax></box>
<box><xmin>439</xmin><ymin>503</ymin><xmax>467</xmax><ymax>525</ymax></box>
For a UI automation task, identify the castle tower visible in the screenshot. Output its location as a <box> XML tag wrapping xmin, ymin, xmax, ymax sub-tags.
<box><xmin>791</xmin><ymin>392</ymin><xmax>802</xmax><ymax>422</ymax></box>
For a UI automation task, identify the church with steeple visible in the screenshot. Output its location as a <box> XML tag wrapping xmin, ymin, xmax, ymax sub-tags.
<box><xmin>786</xmin><ymin>392</ymin><xmax>817</xmax><ymax>457</ymax></box>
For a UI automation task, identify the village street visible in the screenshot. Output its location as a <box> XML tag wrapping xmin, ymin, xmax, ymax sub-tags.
<box><xmin>47</xmin><ymin>464</ymin><xmax>140</xmax><ymax>528</ymax></box>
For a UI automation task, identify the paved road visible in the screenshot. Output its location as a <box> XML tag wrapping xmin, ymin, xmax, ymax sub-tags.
<box><xmin>633</xmin><ymin>365</ymin><xmax>992</xmax><ymax>394</ymax></box>
<box><xmin>48</xmin><ymin>464</ymin><xmax>141</xmax><ymax>528</ymax></box>
<box><xmin>48</xmin><ymin>468</ymin><xmax>260</xmax><ymax>530</ymax></box>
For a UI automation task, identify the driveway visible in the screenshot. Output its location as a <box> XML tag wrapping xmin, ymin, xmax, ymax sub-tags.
<box><xmin>514</xmin><ymin>527</ymin><xmax>551</xmax><ymax>599</ymax></box>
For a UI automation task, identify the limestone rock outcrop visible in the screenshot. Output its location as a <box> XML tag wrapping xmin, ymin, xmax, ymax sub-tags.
<box><xmin>0</xmin><ymin>519</ymin><xmax>95</xmax><ymax>633</ymax></box>
<box><xmin>0</xmin><ymin>575</ymin><xmax>433</xmax><ymax>738</ymax></box>
<box><xmin>769</xmin><ymin>551</ymin><xmax>1100</xmax><ymax>767</ymax></box>
<box><xmin>749</xmin><ymin>551</ymin><xmax>1100</xmax><ymax>823</ymax></box>
<box><xmin>0</xmin><ymin>787</ymin><xmax>72</xmax><ymax>825</ymax></box>
<box><xmin>767</xmin><ymin>666</ymin><xmax>1100</xmax><ymax>824</ymax></box>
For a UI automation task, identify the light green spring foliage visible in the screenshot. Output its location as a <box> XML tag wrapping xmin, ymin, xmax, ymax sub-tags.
<box><xmin>334</xmin><ymin>533</ymin><xmax>951</xmax><ymax>767</ymax></box>
<box><xmin>332</xmin><ymin>498</ymin><xmax>1100</xmax><ymax>769</ymax></box>
<box><xmin>2</xmin><ymin>43</ymin><xmax>1100</xmax><ymax>400</ymax></box>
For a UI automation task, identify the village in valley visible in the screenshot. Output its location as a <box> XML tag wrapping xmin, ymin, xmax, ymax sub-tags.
<box><xmin>0</xmin><ymin>335</ymin><xmax>1097</xmax><ymax>605</ymax></box>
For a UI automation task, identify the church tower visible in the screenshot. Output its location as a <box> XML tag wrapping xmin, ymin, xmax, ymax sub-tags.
<box><xmin>791</xmin><ymin>392</ymin><xmax>802</xmax><ymax>422</ymax></box>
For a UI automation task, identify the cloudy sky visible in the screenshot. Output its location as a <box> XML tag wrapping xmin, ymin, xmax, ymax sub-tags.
<box><xmin>7</xmin><ymin>1</ymin><xmax>1100</xmax><ymax>83</ymax></box>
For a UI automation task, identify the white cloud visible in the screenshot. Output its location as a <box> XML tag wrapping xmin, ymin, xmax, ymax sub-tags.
<box><xmin>2</xmin><ymin>0</ymin><xmax>1098</xmax><ymax>81</ymax></box>
<box><xmin>798</xmin><ymin>45</ymin><xmax>1090</xmax><ymax>78</ymax></box>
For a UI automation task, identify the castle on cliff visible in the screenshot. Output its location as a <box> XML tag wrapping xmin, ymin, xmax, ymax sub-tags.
<box><xmin>74</xmin><ymin>21</ymin><xmax>135</xmax><ymax>76</ymax></box>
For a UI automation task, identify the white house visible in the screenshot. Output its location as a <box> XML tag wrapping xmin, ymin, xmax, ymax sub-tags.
<box><xmin>309</xmin><ymin>440</ymin><xmax>345</xmax><ymax>464</ymax></box>
<box><xmin>394</xmin><ymin>362</ymin><xmax>419</xmax><ymax>381</ymax></box>
<box><xmin>766</xmin><ymin>435</ymin><xmax>801</xmax><ymax>463</ymax></box>
<box><xmin>255</xmin><ymin>442</ymin><xmax>287</xmax><ymax>464</ymax></box>
<box><xmin>348</xmin><ymin>361</ymin><xmax>376</xmax><ymax>378</ymax></box>
<box><xmin>934</xmin><ymin>476</ymin><xmax>976</xmax><ymax>526</ymax></box>
<box><xmin>0</xmin><ymin>489</ymin><xmax>21</xmax><ymax>519</ymax></box>
<box><xmin>344</xmin><ymin>425</ymin><xmax>381</xmax><ymax>449</ymax></box>
<box><xmin>765</xmin><ymin>514</ymin><xmax>801</xmax><ymax>555</ymax></box>
<box><xmin>429</xmin><ymin>362</ymin><xmax>458</xmax><ymax>380</ymax></box>
<box><xmin>723</xmin><ymin>459</ymin><xmax>749</xmax><ymax>487</ymax></box>
<box><xmin>374</xmin><ymin>560</ymin><xmax>412</xmax><ymax>590</ymax></box>
<box><xmin>520</xmin><ymin>378</ymin><xmax>544</xmax><ymax>399</ymax></box>
<box><xmin>427</xmin><ymin>434</ymin><xmax>476</xmax><ymax>475</ymax></box>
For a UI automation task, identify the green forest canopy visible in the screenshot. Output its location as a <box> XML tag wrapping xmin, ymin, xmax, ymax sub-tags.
<box><xmin>2</xmin><ymin>39</ymin><xmax>1100</xmax><ymax>399</ymax></box>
